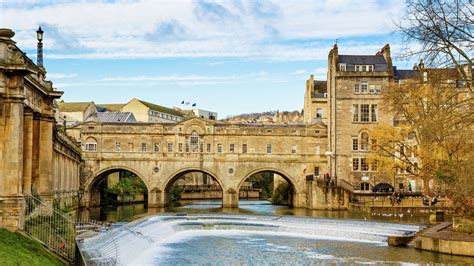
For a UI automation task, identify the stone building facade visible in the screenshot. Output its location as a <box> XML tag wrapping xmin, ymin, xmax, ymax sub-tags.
<box><xmin>304</xmin><ymin>44</ymin><xmax>455</xmax><ymax>193</ymax></box>
<box><xmin>0</xmin><ymin>29</ymin><xmax>82</xmax><ymax>229</ymax></box>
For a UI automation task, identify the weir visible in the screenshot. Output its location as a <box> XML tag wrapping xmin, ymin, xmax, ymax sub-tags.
<box><xmin>77</xmin><ymin>214</ymin><xmax>422</xmax><ymax>265</ymax></box>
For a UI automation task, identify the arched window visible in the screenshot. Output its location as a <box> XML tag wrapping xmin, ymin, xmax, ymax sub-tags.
<box><xmin>360</xmin><ymin>132</ymin><xmax>369</xmax><ymax>151</ymax></box>
<box><xmin>85</xmin><ymin>137</ymin><xmax>97</xmax><ymax>152</ymax></box>
<box><xmin>190</xmin><ymin>131</ymin><xmax>199</xmax><ymax>152</ymax></box>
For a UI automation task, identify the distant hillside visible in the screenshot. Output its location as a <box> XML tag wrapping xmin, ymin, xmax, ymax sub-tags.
<box><xmin>223</xmin><ymin>110</ymin><xmax>303</xmax><ymax>124</ymax></box>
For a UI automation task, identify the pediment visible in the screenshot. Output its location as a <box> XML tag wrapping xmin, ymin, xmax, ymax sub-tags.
<box><xmin>177</xmin><ymin>117</ymin><xmax>214</xmax><ymax>135</ymax></box>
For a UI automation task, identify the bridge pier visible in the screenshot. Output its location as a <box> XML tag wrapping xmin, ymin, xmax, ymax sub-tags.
<box><xmin>306</xmin><ymin>180</ymin><xmax>349</xmax><ymax>210</ymax></box>
<box><xmin>223</xmin><ymin>189</ymin><xmax>238</xmax><ymax>208</ymax></box>
<box><xmin>148</xmin><ymin>189</ymin><xmax>165</xmax><ymax>208</ymax></box>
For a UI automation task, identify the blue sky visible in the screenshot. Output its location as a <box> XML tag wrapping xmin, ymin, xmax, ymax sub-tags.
<box><xmin>1</xmin><ymin>0</ymin><xmax>413</xmax><ymax>118</ymax></box>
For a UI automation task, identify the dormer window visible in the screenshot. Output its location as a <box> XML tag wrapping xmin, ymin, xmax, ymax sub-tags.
<box><xmin>339</xmin><ymin>64</ymin><xmax>346</xmax><ymax>71</ymax></box>
<box><xmin>354</xmin><ymin>65</ymin><xmax>374</xmax><ymax>72</ymax></box>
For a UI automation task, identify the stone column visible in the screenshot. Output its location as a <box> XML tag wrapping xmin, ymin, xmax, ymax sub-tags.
<box><xmin>37</xmin><ymin>115</ymin><xmax>54</xmax><ymax>203</ymax></box>
<box><xmin>22</xmin><ymin>111</ymin><xmax>33</xmax><ymax>194</ymax></box>
<box><xmin>31</xmin><ymin>114</ymin><xmax>40</xmax><ymax>193</ymax></box>
<box><xmin>0</xmin><ymin>76</ymin><xmax>25</xmax><ymax>230</ymax></box>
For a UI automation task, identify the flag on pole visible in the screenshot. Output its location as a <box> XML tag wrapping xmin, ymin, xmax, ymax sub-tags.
<box><xmin>181</xmin><ymin>100</ymin><xmax>184</xmax><ymax>104</ymax></box>
<box><xmin>192</xmin><ymin>103</ymin><xmax>196</xmax><ymax>107</ymax></box>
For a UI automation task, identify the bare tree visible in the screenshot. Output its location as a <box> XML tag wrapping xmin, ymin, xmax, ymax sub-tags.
<box><xmin>397</xmin><ymin>0</ymin><xmax>473</xmax><ymax>82</ymax></box>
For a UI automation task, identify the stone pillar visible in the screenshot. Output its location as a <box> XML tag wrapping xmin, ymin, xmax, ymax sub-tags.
<box><xmin>22</xmin><ymin>111</ymin><xmax>33</xmax><ymax>194</ymax></box>
<box><xmin>31</xmin><ymin>114</ymin><xmax>40</xmax><ymax>193</ymax></box>
<box><xmin>37</xmin><ymin>116</ymin><xmax>54</xmax><ymax>202</ymax></box>
<box><xmin>148</xmin><ymin>188</ymin><xmax>165</xmax><ymax>208</ymax></box>
<box><xmin>0</xmin><ymin>78</ymin><xmax>25</xmax><ymax>230</ymax></box>
<box><xmin>223</xmin><ymin>188</ymin><xmax>238</xmax><ymax>208</ymax></box>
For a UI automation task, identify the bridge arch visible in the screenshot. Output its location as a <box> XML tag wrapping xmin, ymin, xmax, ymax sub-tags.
<box><xmin>85</xmin><ymin>165</ymin><xmax>151</xmax><ymax>193</ymax></box>
<box><xmin>84</xmin><ymin>165</ymin><xmax>151</xmax><ymax>208</ymax></box>
<box><xmin>238</xmin><ymin>167</ymin><xmax>302</xmax><ymax>194</ymax></box>
<box><xmin>238</xmin><ymin>167</ymin><xmax>303</xmax><ymax>207</ymax></box>
<box><xmin>161</xmin><ymin>167</ymin><xmax>225</xmax><ymax>207</ymax></box>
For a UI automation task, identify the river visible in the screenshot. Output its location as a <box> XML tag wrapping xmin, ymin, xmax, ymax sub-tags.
<box><xmin>77</xmin><ymin>200</ymin><xmax>474</xmax><ymax>265</ymax></box>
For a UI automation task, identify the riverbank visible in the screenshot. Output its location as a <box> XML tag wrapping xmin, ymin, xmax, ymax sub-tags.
<box><xmin>416</xmin><ymin>222</ymin><xmax>474</xmax><ymax>257</ymax></box>
<box><xmin>0</xmin><ymin>228</ymin><xmax>63</xmax><ymax>265</ymax></box>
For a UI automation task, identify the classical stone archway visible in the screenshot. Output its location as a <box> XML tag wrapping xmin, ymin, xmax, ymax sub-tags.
<box><xmin>237</xmin><ymin>168</ymin><xmax>304</xmax><ymax>208</ymax></box>
<box><xmin>84</xmin><ymin>166</ymin><xmax>150</xmax><ymax>208</ymax></box>
<box><xmin>161</xmin><ymin>168</ymin><xmax>225</xmax><ymax>208</ymax></box>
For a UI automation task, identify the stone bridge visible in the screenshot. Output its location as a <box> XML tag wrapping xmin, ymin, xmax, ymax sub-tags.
<box><xmin>79</xmin><ymin>117</ymin><xmax>350</xmax><ymax>209</ymax></box>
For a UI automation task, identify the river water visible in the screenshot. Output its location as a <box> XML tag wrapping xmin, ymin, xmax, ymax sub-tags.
<box><xmin>78</xmin><ymin>201</ymin><xmax>474</xmax><ymax>265</ymax></box>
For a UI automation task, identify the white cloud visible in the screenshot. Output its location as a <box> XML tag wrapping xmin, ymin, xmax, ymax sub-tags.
<box><xmin>47</xmin><ymin>73</ymin><xmax>78</xmax><ymax>79</ymax></box>
<box><xmin>1</xmin><ymin>0</ymin><xmax>407</xmax><ymax>61</ymax></box>
<box><xmin>101</xmin><ymin>75</ymin><xmax>237</xmax><ymax>82</ymax></box>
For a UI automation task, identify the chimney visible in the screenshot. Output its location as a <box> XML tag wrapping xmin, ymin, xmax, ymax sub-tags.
<box><xmin>380</xmin><ymin>44</ymin><xmax>393</xmax><ymax>76</ymax></box>
<box><xmin>418</xmin><ymin>59</ymin><xmax>424</xmax><ymax>70</ymax></box>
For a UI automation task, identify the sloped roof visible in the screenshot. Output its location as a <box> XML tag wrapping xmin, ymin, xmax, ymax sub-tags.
<box><xmin>137</xmin><ymin>99</ymin><xmax>183</xmax><ymax>117</ymax></box>
<box><xmin>58</xmin><ymin>101</ymin><xmax>94</xmax><ymax>112</ymax></box>
<box><xmin>87</xmin><ymin>112</ymin><xmax>136</xmax><ymax>123</ymax></box>
<box><xmin>394</xmin><ymin>69</ymin><xmax>419</xmax><ymax>80</ymax></box>
<box><xmin>96</xmin><ymin>104</ymin><xmax>124</xmax><ymax>112</ymax></box>
<box><xmin>339</xmin><ymin>55</ymin><xmax>388</xmax><ymax>71</ymax></box>
<box><xmin>339</xmin><ymin>55</ymin><xmax>387</xmax><ymax>65</ymax></box>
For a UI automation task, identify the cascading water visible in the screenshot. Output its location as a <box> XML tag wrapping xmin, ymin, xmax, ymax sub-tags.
<box><xmin>78</xmin><ymin>213</ymin><xmax>443</xmax><ymax>265</ymax></box>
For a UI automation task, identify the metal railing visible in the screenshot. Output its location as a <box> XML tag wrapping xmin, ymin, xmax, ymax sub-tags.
<box><xmin>23</xmin><ymin>193</ymin><xmax>76</xmax><ymax>262</ymax></box>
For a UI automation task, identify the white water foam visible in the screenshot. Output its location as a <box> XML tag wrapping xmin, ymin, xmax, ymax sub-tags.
<box><xmin>80</xmin><ymin>214</ymin><xmax>422</xmax><ymax>265</ymax></box>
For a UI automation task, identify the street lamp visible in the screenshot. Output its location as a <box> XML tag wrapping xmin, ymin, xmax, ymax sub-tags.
<box><xmin>36</xmin><ymin>26</ymin><xmax>44</xmax><ymax>67</ymax></box>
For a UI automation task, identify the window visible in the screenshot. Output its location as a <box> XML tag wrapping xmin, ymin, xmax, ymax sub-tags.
<box><xmin>352</xmin><ymin>138</ymin><xmax>358</xmax><ymax>151</ymax></box>
<box><xmin>86</xmin><ymin>142</ymin><xmax>97</xmax><ymax>151</ymax></box>
<box><xmin>369</xmin><ymin>85</ymin><xmax>375</xmax><ymax>93</ymax></box>
<box><xmin>361</xmin><ymin>132</ymin><xmax>369</xmax><ymax>151</ymax></box>
<box><xmin>217</xmin><ymin>144</ymin><xmax>223</xmax><ymax>153</ymax></box>
<box><xmin>315</xmin><ymin>145</ymin><xmax>320</xmax><ymax>155</ymax></box>
<box><xmin>154</xmin><ymin>143</ymin><xmax>160</xmax><ymax>152</ymax></box>
<box><xmin>267</xmin><ymin>144</ymin><xmax>272</xmax><ymax>154</ymax></box>
<box><xmin>361</xmin><ymin>158</ymin><xmax>369</xmax><ymax>171</ymax></box>
<box><xmin>355</xmin><ymin>65</ymin><xmax>361</xmax><ymax>72</ymax></box>
<box><xmin>178</xmin><ymin>143</ymin><xmax>183</xmax><ymax>152</ymax></box>
<box><xmin>360</xmin><ymin>104</ymin><xmax>370</xmax><ymax>122</ymax></box>
<box><xmin>316</xmin><ymin>108</ymin><xmax>323</xmax><ymax>118</ymax></box>
<box><xmin>207</xmin><ymin>143</ymin><xmax>211</xmax><ymax>153</ymax></box>
<box><xmin>368</xmin><ymin>65</ymin><xmax>374</xmax><ymax>72</ymax></box>
<box><xmin>167</xmin><ymin>143</ymin><xmax>173</xmax><ymax>152</ymax></box>
<box><xmin>371</xmin><ymin>105</ymin><xmax>378</xmax><ymax>122</ymax></box>
<box><xmin>230</xmin><ymin>144</ymin><xmax>235</xmax><ymax>153</ymax></box>
<box><xmin>242</xmin><ymin>144</ymin><xmax>248</xmax><ymax>154</ymax></box>
<box><xmin>352</xmin><ymin>105</ymin><xmax>359</xmax><ymax>122</ymax></box>
<box><xmin>352</xmin><ymin>158</ymin><xmax>359</xmax><ymax>171</ymax></box>
<box><xmin>339</xmin><ymin>64</ymin><xmax>346</xmax><ymax>71</ymax></box>
<box><xmin>354</xmin><ymin>84</ymin><xmax>360</xmax><ymax>93</ymax></box>
<box><xmin>115</xmin><ymin>142</ymin><xmax>121</xmax><ymax>152</ymax></box>
<box><xmin>141</xmin><ymin>143</ymin><xmax>147</xmax><ymax>152</ymax></box>
<box><xmin>360</xmin><ymin>182</ymin><xmax>370</xmax><ymax>191</ymax></box>
<box><xmin>185</xmin><ymin>143</ymin><xmax>189</xmax><ymax>152</ymax></box>
<box><xmin>314</xmin><ymin>166</ymin><xmax>320</xmax><ymax>177</ymax></box>
<box><xmin>372</xmin><ymin>160</ymin><xmax>378</xmax><ymax>171</ymax></box>
<box><xmin>190</xmin><ymin>131</ymin><xmax>199</xmax><ymax>152</ymax></box>
<box><xmin>375</xmin><ymin>85</ymin><xmax>381</xmax><ymax>93</ymax></box>
<box><xmin>361</xmin><ymin>81</ymin><xmax>368</xmax><ymax>93</ymax></box>
<box><xmin>291</xmin><ymin>144</ymin><xmax>297</xmax><ymax>154</ymax></box>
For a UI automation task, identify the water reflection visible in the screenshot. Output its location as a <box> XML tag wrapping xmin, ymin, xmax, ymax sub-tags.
<box><xmin>78</xmin><ymin>200</ymin><xmax>430</xmax><ymax>225</ymax></box>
